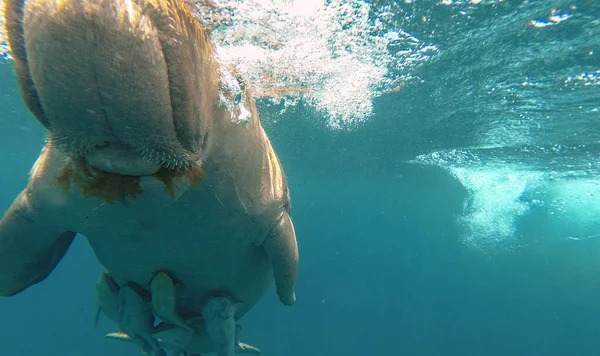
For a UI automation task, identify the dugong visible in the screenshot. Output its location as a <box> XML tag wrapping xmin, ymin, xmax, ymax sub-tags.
<box><xmin>0</xmin><ymin>0</ymin><xmax>299</xmax><ymax>354</ymax></box>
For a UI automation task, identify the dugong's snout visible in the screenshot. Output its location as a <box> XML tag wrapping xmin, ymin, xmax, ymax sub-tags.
<box><xmin>5</xmin><ymin>0</ymin><xmax>219</xmax><ymax>171</ymax></box>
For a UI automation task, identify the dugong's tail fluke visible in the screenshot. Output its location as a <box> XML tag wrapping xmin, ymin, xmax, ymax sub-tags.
<box><xmin>0</xmin><ymin>190</ymin><xmax>76</xmax><ymax>297</ymax></box>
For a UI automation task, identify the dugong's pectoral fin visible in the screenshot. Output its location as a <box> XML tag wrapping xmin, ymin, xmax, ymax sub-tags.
<box><xmin>263</xmin><ymin>212</ymin><xmax>298</xmax><ymax>306</ymax></box>
<box><xmin>203</xmin><ymin>297</ymin><xmax>237</xmax><ymax>356</ymax></box>
<box><xmin>0</xmin><ymin>191</ymin><xmax>75</xmax><ymax>297</ymax></box>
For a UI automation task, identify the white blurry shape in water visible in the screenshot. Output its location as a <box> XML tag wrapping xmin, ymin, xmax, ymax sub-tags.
<box><xmin>412</xmin><ymin>150</ymin><xmax>546</xmax><ymax>252</ymax></box>
<box><xmin>412</xmin><ymin>144</ymin><xmax>600</xmax><ymax>252</ymax></box>
<box><xmin>190</xmin><ymin>0</ymin><xmax>437</xmax><ymax>129</ymax></box>
<box><xmin>453</xmin><ymin>167</ymin><xmax>543</xmax><ymax>252</ymax></box>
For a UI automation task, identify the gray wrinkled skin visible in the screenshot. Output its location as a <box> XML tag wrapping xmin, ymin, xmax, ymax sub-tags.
<box><xmin>0</xmin><ymin>0</ymin><xmax>299</xmax><ymax>353</ymax></box>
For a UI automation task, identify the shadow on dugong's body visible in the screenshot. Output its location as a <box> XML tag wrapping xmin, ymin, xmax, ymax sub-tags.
<box><xmin>0</xmin><ymin>0</ymin><xmax>299</xmax><ymax>354</ymax></box>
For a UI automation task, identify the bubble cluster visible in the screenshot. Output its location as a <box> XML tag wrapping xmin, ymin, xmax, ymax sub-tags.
<box><xmin>193</xmin><ymin>0</ymin><xmax>436</xmax><ymax>129</ymax></box>
<box><xmin>451</xmin><ymin>167</ymin><xmax>542</xmax><ymax>251</ymax></box>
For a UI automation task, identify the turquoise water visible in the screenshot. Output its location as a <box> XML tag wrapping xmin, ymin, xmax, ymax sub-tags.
<box><xmin>1</xmin><ymin>0</ymin><xmax>599</xmax><ymax>355</ymax></box>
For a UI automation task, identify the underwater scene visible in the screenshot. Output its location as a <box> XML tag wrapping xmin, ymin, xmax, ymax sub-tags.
<box><xmin>0</xmin><ymin>0</ymin><xmax>599</xmax><ymax>355</ymax></box>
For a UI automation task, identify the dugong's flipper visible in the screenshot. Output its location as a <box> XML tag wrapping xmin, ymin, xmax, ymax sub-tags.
<box><xmin>119</xmin><ymin>284</ymin><xmax>166</xmax><ymax>356</ymax></box>
<box><xmin>0</xmin><ymin>185</ymin><xmax>76</xmax><ymax>296</ymax></box>
<box><xmin>262</xmin><ymin>212</ymin><xmax>298</xmax><ymax>306</ymax></box>
<box><xmin>150</xmin><ymin>271</ymin><xmax>193</xmax><ymax>332</ymax></box>
<box><xmin>203</xmin><ymin>296</ymin><xmax>238</xmax><ymax>356</ymax></box>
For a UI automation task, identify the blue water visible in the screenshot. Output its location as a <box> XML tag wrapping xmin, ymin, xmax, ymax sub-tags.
<box><xmin>1</xmin><ymin>0</ymin><xmax>600</xmax><ymax>355</ymax></box>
